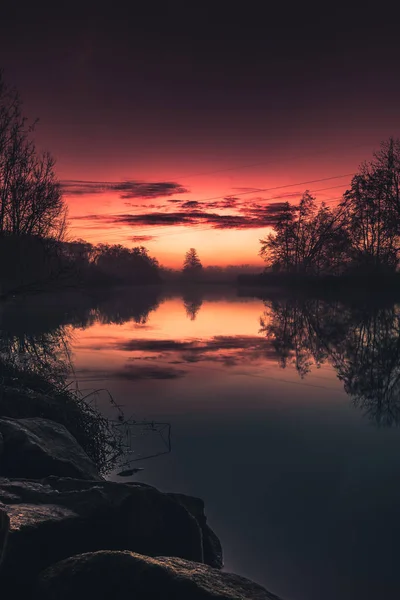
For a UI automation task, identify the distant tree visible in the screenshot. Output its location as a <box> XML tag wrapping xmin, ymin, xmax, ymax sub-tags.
<box><xmin>0</xmin><ymin>71</ymin><xmax>67</xmax><ymax>239</ymax></box>
<box><xmin>94</xmin><ymin>244</ymin><xmax>160</xmax><ymax>284</ymax></box>
<box><xmin>182</xmin><ymin>248</ymin><xmax>203</xmax><ymax>280</ymax></box>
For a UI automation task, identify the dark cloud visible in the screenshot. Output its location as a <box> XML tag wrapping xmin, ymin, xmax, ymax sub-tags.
<box><xmin>62</xmin><ymin>180</ymin><xmax>188</xmax><ymax>199</ymax></box>
<box><xmin>75</xmin><ymin>202</ymin><xmax>288</xmax><ymax>230</ymax></box>
<box><xmin>181</xmin><ymin>200</ymin><xmax>201</xmax><ymax>209</ymax></box>
<box><xmin>131</xmin><ymin>235</ymin><xmax>157</xmax><ymax>242</ymax></box>
<box><xmin>173</xmin><ymin>196</ymin><xmax>237</xmax><ymax>211</ymax></box>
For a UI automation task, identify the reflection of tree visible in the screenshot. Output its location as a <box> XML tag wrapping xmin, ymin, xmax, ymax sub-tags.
<box><xmin>261</xmin><ymin>297</ymin><xmax>400</xmax><ymax>426</ymax></box>
<box><xmin>182</xmin><ymin>289</ymin><xmax>203</xmax><ymax>321</ymax></box>
<box><xmin>333</xmin><ymin>306</ymin><xmax>400</xmax><ymax>426</ymax></box>
<box><xmin>260</xmin><ymin>298</ymin><xmax>346</xmax><ymax>377</ymax></box>
<box><xmin>0</xmin><ymin>286</ymin><xmax>162</xmax><ymax>334</ymax></box>
<box><xmin>95</xmin><ymin>287</ymin><xmax>161</xmax><ymax>325</ymax></box>
<box><xmin>0</xmin><ymin>326</ymin><xmax>72</xmax><ymax>385</ymax></box>
<box><xmin>0</xmin><ymin>288</ymin><xmax>170</xmax><ymax>472</ymax></box>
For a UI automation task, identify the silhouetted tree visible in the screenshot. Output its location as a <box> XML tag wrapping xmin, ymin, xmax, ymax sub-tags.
<box><xmin>182</xmin><ymin>248</ymin><xmax>203</xmax><ymax>280</ymax></box>
<box><xmin>0</xmin><ymin>71</ymin><xmax>67</xmax><ymax>238</ymax></box>
<box><xmin>260</xmin><ymin>192</ymin><xmax>348</xmax><ymax>275</ymax></box>
<box><xmin>94</xmin><ymin>244</ymin><xmax>161</xmax><ymax>284</ymax></box>
<box><xmin>340</xmin><ymin>138</ymin><xmax>400</xmax><ymax>273</ymax></box>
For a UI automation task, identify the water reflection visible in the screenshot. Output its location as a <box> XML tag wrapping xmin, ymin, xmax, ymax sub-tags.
<box><xmin>2</xmin><ymin>288</ymin><xmax>399</xmax><ymax>600</ymax></box>
<box><xmin>182</xmin><ymin>287</ymin><xmax>204</xmax><ymax>321</ymax></box>
<box><xmin>2</xmin><ymin>289</ymin><xmax>400</xmax><ymax>426</ymax></box>
<box><xmin>261</xmin><ymin>297</ymin><xmax>400</xmax><ymax>426</ymax></box>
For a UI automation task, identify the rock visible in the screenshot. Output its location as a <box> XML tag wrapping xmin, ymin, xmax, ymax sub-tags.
<box><xmin>0</xmin><ymin>507</ymin><xmax>9</xmax><ymax>567</ymax></box>
<box><xmin>0</xmin><ymin>417</ymin><xmax>101</xmax><ymax>481</ymax></box>
<box><xmin>0</xmin><ymin>476</ymin><xmax>209</xmax><ymax>585</ymax></box>
<box><xmin>169</xmin><ymin>493</ymin><xmax>223</xmax><ymax>569</ymax></box>
<box><xmin>37</xmin><ymin>550</ymin><xmax>281</xmax><ymax>600</ymax></box>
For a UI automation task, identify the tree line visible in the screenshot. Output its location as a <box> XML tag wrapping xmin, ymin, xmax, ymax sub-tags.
<box><xmin>4</xmin><ymin>68</ymin><xmax>400</xmax><ymax>293</ymax></box>
<box><xmin>260</xmin><ymin>138</ymin><xmax>400</xmax><ymax>277</ymax></box>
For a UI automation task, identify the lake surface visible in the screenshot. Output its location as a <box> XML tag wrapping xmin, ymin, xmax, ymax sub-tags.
<box><xmin>3</xmin><ymin>286</ymin><xmax>400</xmax><ymax>600</ymax></box>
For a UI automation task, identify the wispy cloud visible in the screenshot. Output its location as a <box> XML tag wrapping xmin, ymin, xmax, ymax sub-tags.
<box><xmin>62</xmin><ymin>179</ymin><xmax>188</xmax><ymax>199</ymax></box>
<box><xmin>74</xmin><ymin>202</ymin><xmax>287</xmax><ymax>230</ymax></box>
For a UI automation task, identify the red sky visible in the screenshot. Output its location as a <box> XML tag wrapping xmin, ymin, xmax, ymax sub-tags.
<box><xmin>1</xmin><ymin>6</ymin><xmax>400</xmax><ymax>267</ymax></box>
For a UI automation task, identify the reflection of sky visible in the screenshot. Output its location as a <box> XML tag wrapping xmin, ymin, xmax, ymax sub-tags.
<box><xmin>70</xmin><ymin>296</ymin><xmax>400</xmax><ymax>600</ymax></box>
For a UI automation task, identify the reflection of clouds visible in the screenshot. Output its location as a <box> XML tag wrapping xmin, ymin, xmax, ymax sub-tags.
<box><xmin>113</xmin><ymin>335</ymin><xmax>276</xmax><ymax>367</ymax></box>
<box><xmin>76</xmin><ymin>364</ymin><xmax>186</xmax><ymax>381</ymax></box>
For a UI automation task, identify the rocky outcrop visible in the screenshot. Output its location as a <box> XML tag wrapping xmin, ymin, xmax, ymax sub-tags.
<box><xmin>0</xmin><ymin>416</ymin><xmax>276</xmax><ymax>600</ymax></box>
<box><xmin>0</xmin><ymin>507</ymin><xmax>9</xmax><ymax>566</ymax></box>
<box><xmin>0</xmin><ymin>418</ymin><xmax>101</xmax><ymax>480</ymax></box>
<box><xmin>0</xmin><ymin>476</ymin><xmax>221</xmax><ymax>583</ymax></box>
<box><xmin>37</xmin><ymin>550</ymin><xmax>280</xmax><ymax>600</ymax></box>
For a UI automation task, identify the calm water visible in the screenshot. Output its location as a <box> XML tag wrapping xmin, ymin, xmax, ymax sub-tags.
<box><xmin>3</xmin><ymin>286</ymin><xmax>400</xmax><ymax>600</ymax></box>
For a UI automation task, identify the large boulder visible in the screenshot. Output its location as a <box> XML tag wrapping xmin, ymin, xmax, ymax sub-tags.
<box><xmin>0</xmin><ymin>507</ymin><xmax>9</xmax><ymax>567</ymax></box>
<box><xmin>169</xmin><ymin>493</ymin><xmax>223</xmax><ymax>569</ymax></box>
<box><xmin>37</xmin><ymin>551</ymin><xmax>281</xmax><ymax>600</ymax></box>
<box><xmin>0</xmin><ymin>418</ymin><xmax>101</xmax><ymax>481</ymax></box>
<box><xmin>0</xmin><ymin>477</ymin><xmax>219</xmax><ymax>586</ymax></box>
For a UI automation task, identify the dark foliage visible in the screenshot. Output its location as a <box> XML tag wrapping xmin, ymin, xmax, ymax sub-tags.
<box><xmin>260</xmin><ymin>296</ymin><xmax>400</xmax><ymax>426</ymax></box>
<box><xmin>259</xmin><ymin>138</ymin><xmax>400</xmax><ymax>279</ymax></box>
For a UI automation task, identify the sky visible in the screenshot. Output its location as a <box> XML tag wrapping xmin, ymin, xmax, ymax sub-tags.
<box><xmin>1</xmin><ymin>5</ymin><xmax>400</xmax><ymax>267</ymax></box>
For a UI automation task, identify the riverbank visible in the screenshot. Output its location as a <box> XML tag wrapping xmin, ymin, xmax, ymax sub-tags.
<box><xmin>237</xmin><ymin>271</ymin><xmax>400</xmax><ymax>300</ymax></box>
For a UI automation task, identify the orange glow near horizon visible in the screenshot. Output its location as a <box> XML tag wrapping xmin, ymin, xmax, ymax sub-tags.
<box><xmin>64</xmin><ymin>143</ymin><xmax>370</xmax><ymax>267</ymax></box>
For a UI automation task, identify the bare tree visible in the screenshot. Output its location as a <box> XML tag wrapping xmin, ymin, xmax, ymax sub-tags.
<box><xmin>0</xmin><ymin>71</ymin><xmax>67</xmax><ymax>239</ymax></box>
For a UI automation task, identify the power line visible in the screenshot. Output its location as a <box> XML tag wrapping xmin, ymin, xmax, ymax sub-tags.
<box><xmin>106</xmin><ymin>172</ymin><xmax>353</xmax><ymax>223</ymax></box>
<box><xmin>159</xmin><ymin>142</ymin><xmax>372</xmax><ymax>181</ymax></box>
<box><xmin>70</xmin><ymin>172</ymin><xmax>354</xmax><ymax>241</ymax></box>
<box><xmin>194</xmin><ymin>173</ymin><xmax>354</xmax><ymax>203</ymax></box>
<box><xmin>98</xmin><ymin>181</ymin><xmax>350</xmax><ymax>239</ymax></box>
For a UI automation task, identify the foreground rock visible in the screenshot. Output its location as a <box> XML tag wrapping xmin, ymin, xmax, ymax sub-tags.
<box><xmin>0</xmin><ymin>418</ymin><xmax>101</xmax><ymax>481</ymax></box>
<box><xmin>38</xmin><ymin>551</ymin><xmax>281</xmax><ymax>600</ymax></box>
<box><xmin>0</xmin><ymin>507</ymin><xmax>9</xmax><ymax>566</ymax></box>
<box><xmin>170</xmin><ymin>493</ymin><xmax>223</xmax><ymax>569</ymax></box>
<box><xmin>0</xmin><ymin>476</ymin><xmax>220</xmax><ymax>584</ymax></box>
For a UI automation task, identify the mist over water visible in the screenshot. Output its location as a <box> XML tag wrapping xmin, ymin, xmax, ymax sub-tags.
<box><xmin>2</xmin><ymin>286</ymin><xmax>400</xmax><ymax>600</ymax></box>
